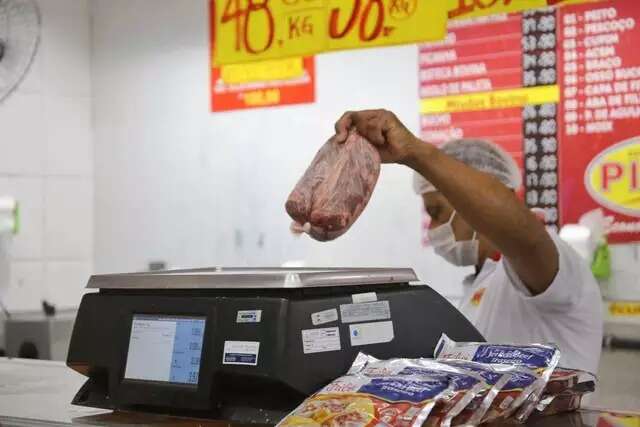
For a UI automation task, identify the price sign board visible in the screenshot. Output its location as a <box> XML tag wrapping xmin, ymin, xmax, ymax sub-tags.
<box><xmin>419</xmin><ymin>0</ymin><xmax>640</xmax><ymax>244</ymax></box>
<box><xmin>557</xmin><ymin>0</ymin><xmax>640</xmax><ymax>243</ymax></box>
<box><xmin>211</xmin><ymin>0</ymin><xmax>448</xmax><ymax>65</ymax></box>
<box><xmin>211</xmin><ymin>56</ymin><xmax>315</xmax><ymax>111</ymax></box>
<box><xmin>419</xmin><ymin>8</ymin><xmax>563</xmax><ymax>244</ymax></box>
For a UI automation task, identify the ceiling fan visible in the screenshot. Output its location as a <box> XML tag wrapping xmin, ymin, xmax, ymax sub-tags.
<box><xmin>0</xmin><ymin>0</ymin><xmax>40</xmax><ymax>104</ymax></box>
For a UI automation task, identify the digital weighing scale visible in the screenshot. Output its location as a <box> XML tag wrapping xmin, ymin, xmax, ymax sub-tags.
<box><xmin>66</xmin><ymin>267</ymin><xmax>483</xmax><ymax>423</ymax></box>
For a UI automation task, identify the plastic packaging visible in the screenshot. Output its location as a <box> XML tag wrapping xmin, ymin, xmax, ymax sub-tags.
<box><xmin>285</xmin><ymin>130</ymin><xmax>380</xmax><ymax>241</ymax></box>
<box><xmin>535</xmin><ymin>380</ymin><xmax>596</xmax><ymax>416</ymax></box>
<box><xmin>434</xmin><ymin>359</ymin><xmax>539</xmax><ymax>425</ymax></box>
<box><xmin>478</xmin><ymin>366</ymin><xmax>540</xmax><ymax>423</ymax></box>
<box><xmin>534</xmin><ymin>369</ymin><xmax>595</xmax><ymax>415</ymax></box>
<box><xmin>434</xmin><ymin>334</ymin><xmax>560</xmax><ymax>379</ymax></box>
<box><xmin>544</xmin><ymin>367</ymin><xmax>580</xmax><ymax>395</ymax></box>
<box><xmin>434</xmin><ymin>334</ymin><xmax>561</xmax><ymax>423</ymax></box>
<box><xmin>278</xmin><ymin>353</ymin><xmax>492</xmax><ymax>427</ymax></box>
<box><xmin>276</xmin><ymin>377</ymin><xmax>452</xmax><ymax>426</ymax></box>
<box><xmin>352</xmin><ymin>354</ymin><xmax>489</xmax><ymax>427</ymax></box>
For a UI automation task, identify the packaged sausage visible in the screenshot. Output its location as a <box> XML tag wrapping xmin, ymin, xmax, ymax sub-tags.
<box><xmin>434</xmin><ymin>334</ymin><xmax>560</xmax><ymax>378</ymax></box>
<box><xmin>529</xmin><ymin>369</ymin><xmax>595</xmax><ymax>420</ymax></box>
<box><xmin>535</xmin><ymin>380</ymin><xmax>596</xmax><ymax>416</ymax></box>
<box><xmin>543</xmin><ymin>367</ymin><xmax>580</xmax><ymax>395</ymax></box>
<box><xmin>434</xmin><ymin>334</ymin><xmax>561</xmax><ymax>423</ymax></box>
<box><xmin>434</xmin><ymin>359</ymin><xmax>539</xmax><ymax>425</ymax></box>
<box><xmin>285</xmin><ymin>130</ymin><xmax>381</xmax><ymax>241</ymax></box>
<box><xmin>479</xmin><ymin>366</ymin><xmax>540</xmax><ymax>423</ymax></box>
<box><xmin>351</xmin><ymin>354</ymin><xmax>488</xmax><ymax>427</ymax></box>
<box><xmin>277</xmin><ymin>358</ymin><xmax>455</xmax><ymax>427</ymax></box>
<box><xmin>278</xmin><ymin>353</ymin><xmax>495</xmax><ymax>427</ymax></box>
<box><xmin>390</xmin><ymin>364</ymin><xmax>485</xmax><ymax>427</ymax></box>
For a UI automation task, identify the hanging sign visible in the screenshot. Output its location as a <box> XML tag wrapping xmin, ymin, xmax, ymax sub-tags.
<box><xmin>211</xmin><ymin>56</ymin><xmax>315</xmax><ymax>111</ymax></box>
<box><xmin>211</xmin><ymin>0</ymin><xmax>448</xmax><ymax>65</ymax></box>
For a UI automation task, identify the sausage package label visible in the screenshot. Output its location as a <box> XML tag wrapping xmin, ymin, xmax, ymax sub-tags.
<box><xmin>301</xmin><ymin>327</ymin><xmax>341</xmax><ymax>354</ymax></box>
<box><xmin>340</xmin><ymin>301</ymin><xmax>390</xmax><ymax>324</ymax></box>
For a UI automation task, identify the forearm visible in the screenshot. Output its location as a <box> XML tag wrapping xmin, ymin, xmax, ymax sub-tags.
<box><xmin>333</xmin><ymin>108</ymin><xmax>558</xmax><ymax>292</ymax></box>
<box><xmin>404</xmin><ymin>140</ymin><xmax>557</xmax><ymax>288</ymax></box>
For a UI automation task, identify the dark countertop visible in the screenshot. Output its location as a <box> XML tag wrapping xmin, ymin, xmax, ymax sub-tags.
<box><xmin>1</xmin><ymin>358</ymin><xmax>637</xmax><ymax>427</ymax></box>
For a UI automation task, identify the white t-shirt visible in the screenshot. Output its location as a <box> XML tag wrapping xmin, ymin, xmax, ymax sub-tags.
<box><xmin>458</xmin><ymin>231</ymin><xmax>603</xmax><ymax>374</ymax></box>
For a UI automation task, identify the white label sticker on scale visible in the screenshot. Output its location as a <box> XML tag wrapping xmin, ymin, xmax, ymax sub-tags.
<box><xmin>223</xmin><ymin>341</ymin><xmax>260</xmax><ymax>366</ymax></box>
<box><xmin>340</xmin><ymin>301</ymin><xmax>390</xmax><ymax>323</ymax></box>
<box><xmin>351</xmin><ymin>292</ymin><xmax>377</xmax><ymax>303</ymax></box>
<box><xmin>301</xmin><ymin>327</ymin><xmax>341</xmax><ymax>354</ymax></box>
<box><xmin>311</xmin><ymin>308</ymin><xmax>339</xmax><ymax>326</ymax></box>
<box><xmin>350</xmin><ymin>321</ymin><xmax>394</xmax><ymax>346</ymax></box>
<box><xmin>236</xmin><ymin>310</ymin><xmax>262</xmax><ymax>323</ymax></box>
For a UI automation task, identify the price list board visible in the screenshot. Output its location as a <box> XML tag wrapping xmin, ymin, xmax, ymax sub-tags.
<box><xmin>558</xmin><ymin>0</ymin><xmax>640</xmax><ymax>243</ymax></box>
<box><xmin>419</xmin><ymin>11</ymin><xmax>561</xmax><ymax>231</ymax></box>
<box><xmin>420</xmin><ymin>0</ymin><xmax>640</xmax><ymax>243</ymax></box>
<box><xmin>522</xmin><ymin>8</ymin><xmax>560</xmax><ymax>231</ymax></box>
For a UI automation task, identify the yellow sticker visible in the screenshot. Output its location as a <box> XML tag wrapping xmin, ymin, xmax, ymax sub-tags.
<box><xmin>608</xmin><ymin>301</ymin><xmax>640</xmax><ymax>317</ymax></box>
<box><xmin>220</xmin><ymin>57</ymin><xmax>305</xmax><ymax>84</ymax></box>
<box><xmin>212</xmin><ymin>0</ymin><xmax>448</xmax><ymax>65</ymax></box>
<box><xmin>420</xmin><ymin>85</ymin><xmax>559</xmax><ymax>114</ymax></box>
<box><xmin>586</xmin><ymin>138</ymin><xmax>640</xmax><ymax>218</ymax></box>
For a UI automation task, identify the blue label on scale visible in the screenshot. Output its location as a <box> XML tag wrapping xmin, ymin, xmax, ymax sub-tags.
<box><xmin>224</xmin><ymin>353</ymin><xmax>257</xmax><ymax>364</ymax></box>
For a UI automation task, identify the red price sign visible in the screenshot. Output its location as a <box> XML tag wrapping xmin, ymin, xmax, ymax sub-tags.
<box><xmin>212</xmin><ymin>0</ymin><xmax>447</xmax><ymax>65</ymax></box>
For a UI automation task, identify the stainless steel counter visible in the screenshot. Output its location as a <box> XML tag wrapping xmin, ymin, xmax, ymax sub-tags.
<box><xmin>0</xmin><ymin>358</ymin><xmax>637</xmax><ymax>427</ymax></box>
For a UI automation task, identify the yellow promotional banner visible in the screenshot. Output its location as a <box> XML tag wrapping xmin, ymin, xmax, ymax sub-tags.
<box><xmin>446</xmin><ymin>0</ymin><xmax>598</xmax><ymax>21</ymax></box>
<box><xmin>212</xmin><ymin>0</ymin><xmax>448</xmax><ymax>65</ymax></box>
<box><xmin>220</xmin><ymin>57</ymin><xmax>306</xmax><ymax>84</ymax></box>
<box><xmin>608</xmin><ymin>301</ymin><xmax>640</xmax><ymax>317</ymax></box>
<box><xmin>420</xmin><ymin>85</ymin><xmax>559</xmax><ymax>114</ymax></box>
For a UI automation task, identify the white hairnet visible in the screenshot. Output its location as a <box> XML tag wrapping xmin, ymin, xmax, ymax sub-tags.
<box><xmin>413</xmin><ymin>138</ymin><xmax>522</xmax><ymax>195</ymax></box>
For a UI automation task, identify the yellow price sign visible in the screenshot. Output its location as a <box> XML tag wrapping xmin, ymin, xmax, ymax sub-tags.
<box><xmin>420</xmin><ymin>85</ymin><xmax>559</xmax><ymax>114</ymax></box>
<box><xmin>608</xmin><ymin>301</ymin><xmax>640</xmax><ymax>317</ymax></box>
<box><xmin>211</xmin><ymin>0</ymin><xmax>447</xmax><ymax>65</ymax></box>
<box><xmin>220</xmin><ymin>57</ymin><xmax>306</xmax><ymax>84</ymax></box>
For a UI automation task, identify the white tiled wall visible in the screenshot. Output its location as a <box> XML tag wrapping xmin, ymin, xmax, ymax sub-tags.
<box><xmin>0</xmin><ymin>0</ymin><xmax>93</xmax><ymax>312</ymax></box>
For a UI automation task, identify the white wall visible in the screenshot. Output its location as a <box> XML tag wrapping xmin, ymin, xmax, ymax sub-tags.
<box><xmin>0</xmin><ymin>0</ymin><xmax>93</xmax><ymax>312</ymax></box>
<box><xmin>91</xmin><ymin>0</ymin><xmax>469</xmax><ymax>298</ymax></box>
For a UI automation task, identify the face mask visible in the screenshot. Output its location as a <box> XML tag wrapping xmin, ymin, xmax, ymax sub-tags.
<box><xmin>427</xmin><ymin>211</ymin><xmax>479</xmax><ymax>267</ymax></box>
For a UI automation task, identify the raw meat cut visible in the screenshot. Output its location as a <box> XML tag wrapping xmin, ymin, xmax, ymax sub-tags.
<box><xmin>285</xmin><ymin>130</ymin><xmax>381</xmax><ymax>241</ymax></box>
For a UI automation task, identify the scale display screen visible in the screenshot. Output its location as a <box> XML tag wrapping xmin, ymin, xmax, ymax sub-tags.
<box><xmin>124</xmin><ymin>314</ymin><xmax>205</xmax><ymax>385</ymax></box>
